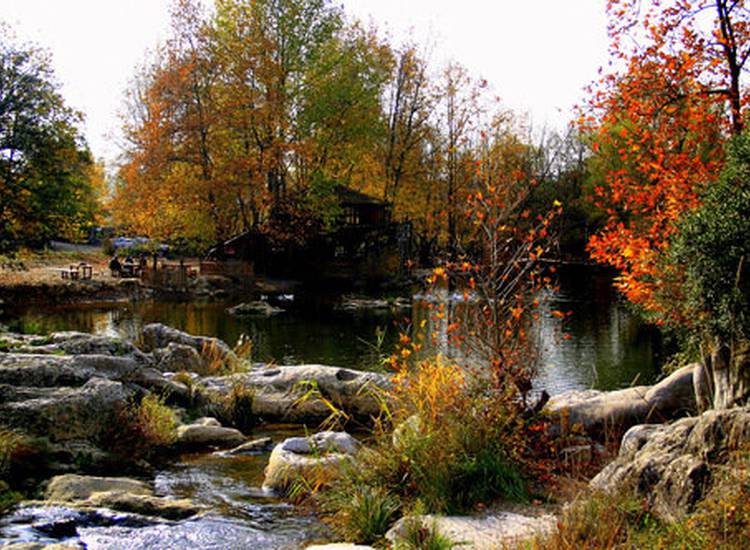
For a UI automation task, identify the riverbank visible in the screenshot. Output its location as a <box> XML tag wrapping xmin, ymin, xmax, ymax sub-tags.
<box><xmin>0</xmin><ymin>246</ymin><xmax>150</xmax><ymax>308</ymax></box>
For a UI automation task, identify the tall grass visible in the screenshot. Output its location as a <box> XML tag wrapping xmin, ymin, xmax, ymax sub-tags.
<box><xmin>528</xmin><ymin>448</ymin><xmax>750</xmax><ymax>550</ymax></box>
<box><xmin>313</xmin><ymin>353</ymin><xmax>536</xmax><ymax>545</ymax></box>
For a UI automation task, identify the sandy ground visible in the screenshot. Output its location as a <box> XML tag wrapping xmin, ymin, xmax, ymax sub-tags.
<box><xmin>0</xmin><ymin>242</ymin><xmax>113</xmax><ymax>288</ymax></box>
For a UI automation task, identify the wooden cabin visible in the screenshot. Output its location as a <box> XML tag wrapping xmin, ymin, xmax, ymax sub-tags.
<box><xmin>205</xmin><ymin>186</ymin><xmax>411</xmax><ymax>286</ymax></box>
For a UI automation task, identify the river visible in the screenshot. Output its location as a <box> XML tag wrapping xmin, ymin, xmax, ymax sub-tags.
<box><xmin>0</xmin><ymin>266</ymin><xmax>663</xmax><ymax>548</ymax></box>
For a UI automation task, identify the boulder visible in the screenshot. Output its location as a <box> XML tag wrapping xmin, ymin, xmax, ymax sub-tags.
<box><xmin>0</xmin><ymin>353</ymin><xmax>142</xmax><ymax>388</ymax></box>
<box><xmin>44</xmin><ymin>474</ymin><xmax>202</xmax><ymax>520</ymax></box>
<box><xmin>263</xmin><ymin>432</ymin><xmax>359</xmax><ymax>493</ymax></box>
<box><xmin>590</xmin><ymin>406</ymin><xmax>750</xmax><ymax>521</ymax></box>
<box><xmin>139</xmin><ymin>323</ymin><xmax>237</xmax><ymax>368</ymax></box>
<box><xmin>385</xmin><ymin>512</ymin><xmax>556</xmax><ymax>549</ymax></box>
<box><xmin>227</xmin><ymin>301</ymin><xmax>284</xmax><ymax>316</ymax></box>
<box><xmin>153</xmin><ymin>343</ymin><xmax>205</xmax><ymax>373</ymax></box>
<box><xmin>46</xmin><ymin>474</ymin><xmax>151</xmax><ymax>502</ymax></box>
<box><xmin>174</xmin><ymin>421</ymin><xmax>246</xmax><ymax>449</ymax></box>
<box><xmin>36</xmin><ymin>332</ymin><xmax>150</xmax><ymax>364</ymax></box>
<box><xmin>0</xmin><ymin>378</ymin><xmax>132</xmax><ymax>442</ymax></box>
<box><xmin>84</xmin><ymin>491</ymin><xmax>203</xmax><ymax>520</ymax></box>
<box><xmin>201</xmin><ymin>365</ymin><xmax>389</xmax><ymax>423</ymax></box>
<box><xmin>547</xmin><ymin>364</ymin><xmax>697</xmax><ymax>437</ymax></box>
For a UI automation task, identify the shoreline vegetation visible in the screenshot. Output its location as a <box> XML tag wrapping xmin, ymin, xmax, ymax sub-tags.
<box><xmin>4</xmin><ymin>0</ymin><xmax>750</xmax><ymax>547</ymax></box>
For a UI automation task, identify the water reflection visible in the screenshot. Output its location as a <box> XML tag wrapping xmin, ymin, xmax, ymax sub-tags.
<box><xmin>3</xmin><ymin>267</ymin><xmax>662</xmax><ymax>393</ymax></box>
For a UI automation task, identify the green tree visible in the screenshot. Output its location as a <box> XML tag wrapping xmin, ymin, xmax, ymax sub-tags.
<box><xmin>0</xmin><ymin>26</ymin><xmax>99</xmax><ymax>251</ymax></box>
<box><xmin>668</xmin><ymin>131</ymin><xmax>750</xmax><ymax>409</ymax></box>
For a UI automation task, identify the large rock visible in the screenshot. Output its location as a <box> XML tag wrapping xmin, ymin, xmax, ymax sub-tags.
<box><xmin>385</xmin><ymin>512</ymin><xmax>556</xmax><ymax>549</ymax></box>
<box><xmin>547</xmin><ymin>364</ymin><xmax>697</xmax><ymax>437</ymax></box>
<box><xmin>590</xmin><ymin>406</ymin><xmax>750</xmax><ymax>521</ymax></box>
<box><xmin>227</xmin><ymin>301</ymin><xmax>284</xmax><ymax>316</ymax></box>
<box><xmin>0</xmin><ymin>351</ymin><xmax>187</xmax><ymax>402</ymax></box>
<box><xmin>45</xmin><ymin>474</ymin><xmax>202</xmax><ymax>520</ymax></box>
<box><xmin>84</xmin><ymin>491</ymin><xmax>203</xmax><ymax>520</ymax></box>
<box><xmin>174</xmin><ymin>420</ymin><xmax>247</xmax><ymax>449</ymax></box>
<box><xmin>263</xmin><ymin>432</ymin><xmax>359</xmax><ymax>494</ymax></box>
<box><xmin>153</xmin><ymin>343</ymin><xmax>205</xmax><ymax>373</ymax></box>
<box><xmin>24</xmin><ymin>332</ymin><xmax>150</xmax><ymax>364</ymax></box>
<box><xmin>0</xmin><ymin>353</ymin><xmax>142</xmax><ymax>388</ymax></box>
<box><xmin>139</xmin><ymin>323</ymin><xmax>237</xmax><ymax>368</ymax></box>
<box><xmin>201</xmin><ymin>365</ymin><xmax>389</xmax><ymax>423</ymax></box>
<box><xmin>0</xmin><ymin>378</ymin><xmax>133</xmax><ymax>442</ymax></box>
<box><xmin>46</xmin><ymin>474</ymin><xmax>150</xmax><ymax>501</ymax></box>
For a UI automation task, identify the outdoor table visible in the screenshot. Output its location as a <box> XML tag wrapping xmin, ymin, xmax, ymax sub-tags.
<box><xmin>79</xmin><ymin>264</ymin><xmax>93</xmax><ymax>280</ymax></box>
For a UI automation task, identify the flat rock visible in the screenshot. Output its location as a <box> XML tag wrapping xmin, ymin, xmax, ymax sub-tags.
<box><xmin>306</xmin><ymin>545</ymin><xmax>376</xmax><ymax>550</ymax></box>
<box><xmin>547</xmin><ymin>364</ymin><xmax>697</xmax><ymax>437</ymax></box>
<box><xmin>227</xmin><ymin>301</ymin><xmax>284</xmax><ymax>316</ymax></box>
<box><xmin>386</xmin><ymin>512</ymin><xmax>556</xmax><ymax>549</ymax></box>
<box><xmin>0</xmin><ymin>378</ymin><xmax>133</xmax><ymax>442</ymax></box>
<box><xmin>218</xmin><ymin>437</ymin><xmax>274</xmax><ymax>456</ymax></box>
<box><xmin>84</xmin><ymin>490</ymin><xmax>203</xmax><ymax>520</ymax></box>
<box><xmin>46</xmin><ymin>474</ymin><xmax>151</xmax><ymax>502</ymax></box>
<box><xmin>174</xmin><ymin>423</ymin><xmax>246</xmax><ymax>449</ymax></box>
<box><xmin>201</xmin><ymin>365</ymin><xmax>389</xmax><ymax>423</ymax></box>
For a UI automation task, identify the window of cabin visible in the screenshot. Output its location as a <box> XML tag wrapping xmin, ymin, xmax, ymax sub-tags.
<box><xmin>345</xmin><ymin>207</ymin><xmax>360</xmax><ymax>225</ymax></box>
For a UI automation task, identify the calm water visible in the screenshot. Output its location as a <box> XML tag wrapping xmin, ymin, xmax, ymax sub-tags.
<box><xmin>2</xmin><ymin>266</ymin><xmax>662</xmax><ymax>393</ymax></box>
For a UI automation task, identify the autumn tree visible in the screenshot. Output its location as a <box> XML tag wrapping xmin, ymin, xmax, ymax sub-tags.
<box><xmin>380</xmin><ymin>43</ymin><xmax>434</xmax><ymax>203</ymax></box>
<box><xmin>587</xmin><ymin>0</ymin><xmax>750</xmax><ymax>407</ymax></box>
<box><xmin>0</xmin><ymin>26</ymin><xmax>101</xmax><ymax>252</ymax></box>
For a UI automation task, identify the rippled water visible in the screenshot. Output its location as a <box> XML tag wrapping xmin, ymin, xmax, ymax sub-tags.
<box><xmin>0</xmin><ymin>427</ymin><xmax>328</xmax><ymax>549</ymax></box>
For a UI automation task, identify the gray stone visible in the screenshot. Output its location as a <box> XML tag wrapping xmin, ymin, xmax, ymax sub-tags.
<box><xmin>201</xmin><ymin>365</ymin><xmax>389</xmax><ymax>423</ymax></box>
<box><xmin>153</xmin><ymin>343</ymin><xmax>205</xmax><ymax>373</ymax></box>
<box><xmin>46</xmin><ymin>474</ymin><xmax>151</xmax><ymax>502</ymax></box>
<box><xmin>589</xmin><ymin>408</ymin><xmax>750</xmax><ymax>520</ymax></box>
<box><xmin>6</xmin><ymin>331</ymin><xmax>151</xmax><ymax>364</ymax></box>
<box><xmin>227</xmin><ymin>301</ymin><xmax>285</xmax><ymax>316</ymax></box>
<box><xmin>218</xmin><ymin>437</ymin><xmax>274</xmax><ymax>456</ymax></box>
<box><xmin>0</xmin><ymin>378</ymin><xmax>133</xmax><ymax>442</ymax></box>
<box><xmin>174</xmin><ymin>422</ymin><xmax>246</xmax><ymax>449</ymax></box>
<box><xmin>140</xmin><ymin>323</ymin><xmax>237</xmax><ymax>368</ymax></box>
<box><xmin>547</xmin><ymin>364</ymin><xmax>697</xmax><ymax>437</ymax></box>
<box><xmin>263</xmin><ymin>432</ymin><xmax>358</xmax><ymax>494</ymax></box>
<box><xmin>385</xmin><ymin>512</ymin><xmax>556</xmax><ymax>549</ymax></box>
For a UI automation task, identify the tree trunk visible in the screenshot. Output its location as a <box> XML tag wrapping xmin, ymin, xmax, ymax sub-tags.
<box><xmin>700</xmin><ymin>337</ymin><xmax>750</xmax><ymax>409</ymax></box>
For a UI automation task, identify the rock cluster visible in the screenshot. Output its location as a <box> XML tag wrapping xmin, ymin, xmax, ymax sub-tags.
<box><xmin>547</xmin><ymin>364</ymin><xmax>698</xmax><ymax>438</ymax></box>
<box><xmin>591</xmin><ymin>406</ymin><xmax>750</xmax><ymax>521</ymax></box>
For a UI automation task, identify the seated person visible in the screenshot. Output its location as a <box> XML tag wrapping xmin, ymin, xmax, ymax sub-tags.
<box><xmin>109</xmin><ymin>255</ymin><xmax>122</xmax><ymax>276</ymax></box>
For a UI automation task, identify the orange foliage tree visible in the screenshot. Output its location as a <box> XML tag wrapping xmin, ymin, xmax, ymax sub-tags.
<box><xmin>585</xmin><ymin>0</ymin><xmax>750</xmax><ymax>319</ymax></box>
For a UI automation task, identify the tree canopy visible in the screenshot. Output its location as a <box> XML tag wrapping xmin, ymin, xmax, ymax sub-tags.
<box><xmin>0</xmin><ymin>27</ymin><xmax>103</xmax><ymax>252</ymax></box>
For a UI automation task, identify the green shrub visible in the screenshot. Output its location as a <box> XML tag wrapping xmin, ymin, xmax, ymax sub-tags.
<box><xmin>393</xmin><ymin>517</ymin><xmax>459</xmax><ymax>550</ymax></box>
<box><xmin>667</xmin><ymin>131</ymin><xmax>750</xmax><ymax>340</ymax></box>
<box><xmin>319</xmin><ymin>480</ymin><xmax>401</xmax><ymax>544</ymax></box>
<box><xmin>129</xmin><ymin>394</ymin><xmax>178</xmax><ymax>448</ymax></box>
<box><xmin>0</xmin><ymin>481</ymin><xmax>21</xmax><ymax>514</ymax></box>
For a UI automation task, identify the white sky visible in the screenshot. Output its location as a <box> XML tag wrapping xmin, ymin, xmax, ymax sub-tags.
<box><xmin>3</xmin><ymin>0</ymin><xmax>609</xmax><ymax>166</ymax></box>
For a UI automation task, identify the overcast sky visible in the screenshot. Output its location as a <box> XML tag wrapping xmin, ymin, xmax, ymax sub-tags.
<box><xmin>3</xmin><ymin>0</ymin><xmax>608</xmax><ymax>166</ymax></box>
